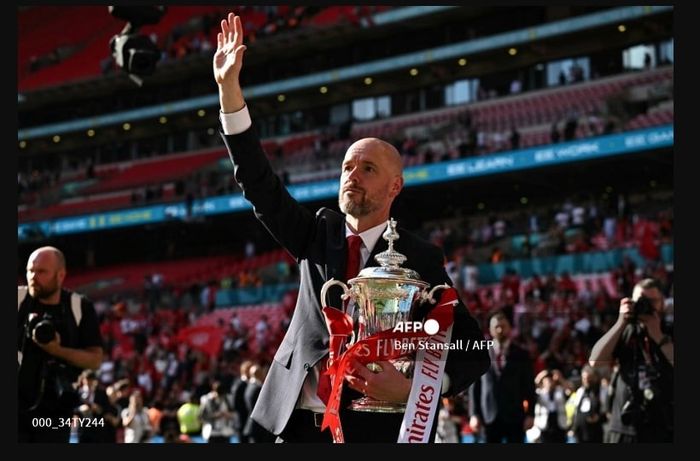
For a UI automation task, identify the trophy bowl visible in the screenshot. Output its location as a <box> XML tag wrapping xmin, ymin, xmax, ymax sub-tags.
<box><xmin>320</xmin><ymin>218</ymin><xmax>449</xmax><ymax>413</ymax></box>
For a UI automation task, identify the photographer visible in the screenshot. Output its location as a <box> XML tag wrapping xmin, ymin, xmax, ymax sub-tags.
<box><xmin>18</xmin><ymin>246</ymin><xmax>104</xmax><ymax>442</ymax></box>
<box><xmin>589</xmin><ymin>278</ymin><xmax>673</xmax><ymax>442</ymax></box>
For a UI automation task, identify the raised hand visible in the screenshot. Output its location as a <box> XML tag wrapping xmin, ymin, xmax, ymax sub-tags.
<box><xmin>214</xmin><ymin>12</ymin><xmax>247</xmax><ymax>112</ymax></box>
<box><xmin>618</xmin><ymin>297</ymin><xmax>634</xmax><ymax>323</ymax></box>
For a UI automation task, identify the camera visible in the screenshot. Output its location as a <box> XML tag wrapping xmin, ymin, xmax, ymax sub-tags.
<box><xmin>631</xmin><ymin>295</ymin><xmax>656</xmax><ymax>320</ymax></box>
<box><xmin>108</xmin><ymin>6</ymin><xmax>166</xmax><ymax>82</ymax></box>
<box><xmin>110</xmin><ymin>34</ymin><xmax>160</xmax><ymax>77</ymax></box>
<box><xmin>26</xmin><ymin>313</ymin><xmax>57</xmax><ymax>344</ymax></box>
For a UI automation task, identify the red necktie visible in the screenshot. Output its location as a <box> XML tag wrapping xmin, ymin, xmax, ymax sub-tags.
<box><xmin>345</xmin><ymin>234</ymin><xmax>363</xmax><ymax>281</ymax></box>
<box><xmin>317</xmin><ymin>234</ymin><xmax>363</xmax><ymax>405</ymax></box>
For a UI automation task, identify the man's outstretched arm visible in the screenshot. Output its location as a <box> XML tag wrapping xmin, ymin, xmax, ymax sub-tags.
<box><xmin>214</xmin><ymin>12</ymin><xmax>316</xmax><ymax>260</ymax></box>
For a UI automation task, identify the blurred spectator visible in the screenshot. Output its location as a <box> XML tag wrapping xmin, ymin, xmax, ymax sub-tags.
<box><xmin>199</xmin><ymin>380</ymin><xmax>236</xmax><ymax>443</ymax></box>
<box><xmin>501</xmin><ymin>268</ymin><xmax>521</xmax><ymax>304</ymax></box>
<box><xmin>76</xmin><ymin>369</ymin><xmax>120</xmax><ymax>442</ymax></box>
<box><xmin>158</xmin><ymin>395</ymin><xmax>182</xmax><ymax>443</ymax></box>
<box><xmin>510</xmin><ymin>126</ymin><xmax>521</xmax><ymax>150</ymax></box>
<box><xmin>550</xmin><ymin>122</ymin><xmax>561</xmax><ymax>143</ymax></box>
<box><xmin>569</xmin><ymin>365</ymin><xmax>606</xmax><ymax>442</ymax></box>
<box><xmin>558</xmin><ymin>70</ymin><xmax>567</xmax><ymax>85</ymax></box>
<box><xmin>490</xmin><ymin>246</ymin><xmax>504</xmax><ymax>264</ymax></box>
<box><xmin>570</xmin><ymin>63</ymin><xmax>584</xmax><ymax>83</ymax></box>
<box><xmin>435</xmin><ymin>397</ymin><xmax>462</xmax><ymax>443</ymax></box>
<box><xmin>461</xmin><ymin>258</ymin><xmax>479</xmax><ymax>293</ymax></box>
<box><xmin>468</xmin><ymin>311</ymin><xmax>536</xmax><ymax>443</ymax></box>
<box><xmin>563</xmin><ymin>110</ymin><xmax>579</xmax><ymax>141</ymax></box>
<box><xmin>176</xmin><ymin>391</ymin><xmax>202</xmax><ymax>437</ymax></box>
<box><xmin>242</xmin><ymin>363</ymin><xmax>275</xmax><ymax>442</ymax></box>
<box><xmin>533</xmin><ymin>369</ymin><xmax>569</xmax><ymax>442</ymax></box>
<box><xmin>231</xmin><ymin>360</ymin><xmax>254</xmax><ymax>443</ymax></box>
<box><xmin>121</xmin><ymin>390</ymin><xmax>153</xmax><ymax>443</ymax></box>
<box><xmin>254</xmin><ymin>314</ymin><xmax>271</xmax><ymax>354</ymax></box>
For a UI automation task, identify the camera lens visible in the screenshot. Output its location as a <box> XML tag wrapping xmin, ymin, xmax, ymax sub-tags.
<box><xmin>634</xmin><ymin>296</ymin><xmax>656</xmax><ymax>316</ymax></box>
<box><xmin>33</xmin><ymin>320</ymin><xmax>56</xmax><ymax>344</ymax></box>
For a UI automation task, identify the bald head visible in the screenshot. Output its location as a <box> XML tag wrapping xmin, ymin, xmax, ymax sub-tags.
<box><xmin>339</xmin><ymin>138</ymin><xmax>404</xmax><ymax>225</ymax></box>
<box><xmin>26</xmin><ymin>246</ymin><xmax>66</xmax><ymax>303</ymax></box>
<box><xmin>29</xmin><ymin>246</ymin><xmax>66</xmax><ymax>270</ymax></box>
<box><xmin>346</xmin><ymin>137</ymin><xmax>403</xmax><ymax>176</ymax></box>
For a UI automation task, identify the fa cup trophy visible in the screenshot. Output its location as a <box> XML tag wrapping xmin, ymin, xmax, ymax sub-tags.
<box><xmin>320</xmin><ymin>218</ymin><xmax>448</xmax><ymax>412</ymax></box>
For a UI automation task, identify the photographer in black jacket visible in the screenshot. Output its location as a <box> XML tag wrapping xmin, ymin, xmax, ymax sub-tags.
<box><xmin>18</xmin><ymin>246</ymin><xmax>104</xmax><ymax>442</ymax></box>
<box><xmin>589</xmin><ymin>278</ymin><xmax>673</xmax><ymax>442</ymax></box>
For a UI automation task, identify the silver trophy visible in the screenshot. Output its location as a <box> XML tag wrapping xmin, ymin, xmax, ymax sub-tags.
<box><xmin>320</xmin><ymin>218</ymin><xmax>448</xmax><ymax>413</ymax></box>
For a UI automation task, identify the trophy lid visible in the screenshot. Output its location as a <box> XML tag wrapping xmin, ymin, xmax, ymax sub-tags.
<box><xmin>349</xmin><ymin>218</ymin><xmax>428</xmax><ymax>287</ymax></box>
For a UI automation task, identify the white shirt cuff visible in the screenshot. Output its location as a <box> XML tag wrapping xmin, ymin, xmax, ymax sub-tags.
<box><xmin>220</xmin><ymin>105</ymin><xmax>252</xmax><ymax>135</ymax></box>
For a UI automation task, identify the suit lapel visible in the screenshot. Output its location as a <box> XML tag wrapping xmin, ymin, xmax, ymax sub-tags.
<box><xmin>326</xmin><ymin>218</ymin><xmax>346</xmax><ymax>281</ymax></box>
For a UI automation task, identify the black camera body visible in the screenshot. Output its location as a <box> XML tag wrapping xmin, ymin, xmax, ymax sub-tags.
<box><xmin>21</xmin><ymin>310</ymin><xmax>81</xmax><ymax>412</ymax></box>
<box><xmin>631</xmin><ymin>295</ymin><xmax>656</xmax><ymax>320</ymax></box>
<box><xmin>26</xmin><ymin>313</ymin><xmax>57</xmax><ymax>344</ymax></box>
<box><xmin>110</xmin><ymin>33</ymin><xmax>160</xmax><ymax>77</ymax></box>
<box><xmin>108</xmin><ymin>6</ymin><xmax>166</xmax><ymax>81</ymax></box>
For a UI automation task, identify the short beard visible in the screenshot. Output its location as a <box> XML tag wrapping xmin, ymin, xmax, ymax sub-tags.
<box><xmin>339</xmin><ymin>195</ymin><xmax>375</xmax><ymax>217</ymax></box>
<box><xmin>29</xmin><ymin>281</ymin><xmax>59</xmax><ymax>302</ymax></box>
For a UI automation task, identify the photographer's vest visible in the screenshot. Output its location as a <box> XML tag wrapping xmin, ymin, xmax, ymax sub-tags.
<box><xmin>17</xmin><ymin>286</ymin><xmax>83</xmax><ymax>367</ymax></box>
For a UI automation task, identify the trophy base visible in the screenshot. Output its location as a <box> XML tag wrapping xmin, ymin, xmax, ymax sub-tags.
<box><xmin>349</xmin><ymin>397</ymin><xmax>406</xmax><ymax>413</ymax></box>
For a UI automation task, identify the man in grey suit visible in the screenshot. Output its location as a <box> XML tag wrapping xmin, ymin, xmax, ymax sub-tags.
<box><xmin>214</xmin><ymin>12</ymin><xmax>490</xmax><ymax>442</ymax></box>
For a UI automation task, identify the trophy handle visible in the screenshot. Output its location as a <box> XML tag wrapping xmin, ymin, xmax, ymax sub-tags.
<box><xmin>420</xmin><ymin>283</ymin><xmax>452</xmax><ymax>304</ymax></box>
<box><xmin>321</xmin><ymin>278</ymin><xmax>356</xmax><ymax>346</ymax></box>
<box><xmin>320</xmin><ymin>278</ymin><xmax>351</xmax><ymax>309</ymax></box>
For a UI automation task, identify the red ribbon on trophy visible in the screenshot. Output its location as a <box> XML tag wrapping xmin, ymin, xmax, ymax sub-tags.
<box><xmin>320</xmin><ymin>287</ymin><xmax>457</xmax><ymax>443</ymax></box>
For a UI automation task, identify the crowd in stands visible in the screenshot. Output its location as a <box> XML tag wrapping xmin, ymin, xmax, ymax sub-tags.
<box><xmin>421</xmin><ymin>188</ymin><xmax>673</xmax><ymax>266</ymax></box>
<box><xmin>18</xmin><ymin>64</ymin><xmax>673</xmax><ymax>224</ymax></box>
